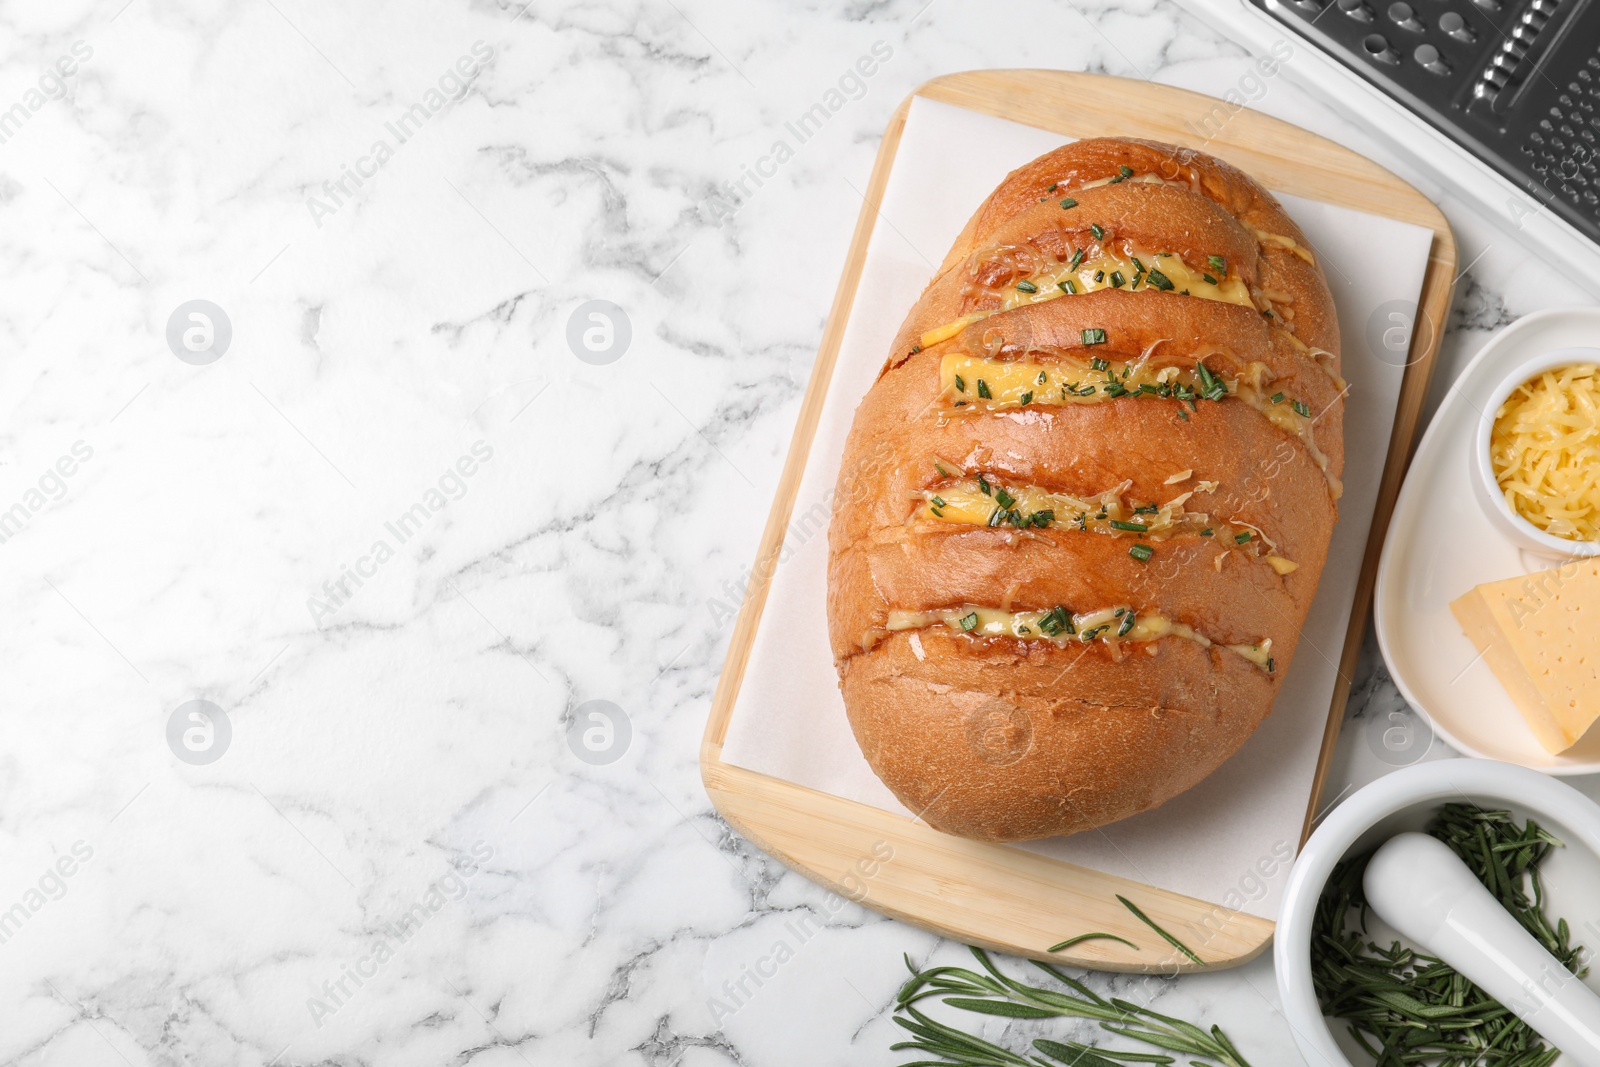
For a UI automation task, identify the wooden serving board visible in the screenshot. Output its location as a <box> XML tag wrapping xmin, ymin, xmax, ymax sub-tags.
<box><xmin>701</xmin><ymin>70</ymin><xmax>1457</xmax><ymax>973</ymax></box>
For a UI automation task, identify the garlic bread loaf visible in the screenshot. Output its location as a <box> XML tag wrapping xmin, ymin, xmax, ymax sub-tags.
<box><xmin>826</xmin><ymin>137</ymin><xmax>1343</xmax><ymax>842</ymax></box>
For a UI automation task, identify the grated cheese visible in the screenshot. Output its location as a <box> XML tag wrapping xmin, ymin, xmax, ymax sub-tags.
<box><xmin>1491</xmin><ymin>363</ymin><xmax>1600</xmax><ymax>542</ymax></box>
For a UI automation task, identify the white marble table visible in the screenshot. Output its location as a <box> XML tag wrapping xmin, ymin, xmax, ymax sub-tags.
<box><xmin>4</xmin><ymin>0</ymin><xmax>1594</xmax><ymax>1064</ymax></box>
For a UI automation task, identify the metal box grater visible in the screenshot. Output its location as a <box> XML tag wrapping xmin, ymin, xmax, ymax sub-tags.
<box><xmin>1245</xmin><ymin>0</ymin><xmax>1600</xmax><ymax>247</ymax></box>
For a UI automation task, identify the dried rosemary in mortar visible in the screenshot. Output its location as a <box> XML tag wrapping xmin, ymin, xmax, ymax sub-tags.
<box><xmin>1312</xmin><ymin>803</ymin><xmax>1588</xmax><ymax>1066</ymax></box>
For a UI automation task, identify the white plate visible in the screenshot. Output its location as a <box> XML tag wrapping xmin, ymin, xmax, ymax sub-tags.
<box><xmin>1375</xmin><ymin>307</ymin><xmax>1600</xmax><ymax>774</ymax></box>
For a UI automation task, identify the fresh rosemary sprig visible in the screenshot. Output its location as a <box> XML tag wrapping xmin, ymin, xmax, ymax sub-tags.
<box><xmin>1115</xmin><ymin>895</ymin><xmax>1204</xmax><ymax>967</ymax></box>
<box><xmin>1047</xmin><ymin>932</ymin><xmax>1140</xmax><ymax>953</ymax></box>
<box><xmin>1311</xmin><ymin>803</ymin><xmax>1586</xmax><ymax>1067</ymax></box>
<box><xmin>892</xmin><ymin>947</ymin><xmax>1254</xmax><ymax>1067</ymax></box>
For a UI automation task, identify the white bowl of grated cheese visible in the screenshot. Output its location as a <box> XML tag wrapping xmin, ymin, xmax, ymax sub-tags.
<box><xmin>1472</xmin><ymin>347</ymin><xmax>1600</xmax><ymax>559</ymax></box>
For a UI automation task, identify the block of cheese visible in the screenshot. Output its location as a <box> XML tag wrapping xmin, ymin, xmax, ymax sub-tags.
<box><xmin>1450</xmin><ymin>560</ymin><xmax>1600</xmax><ymax>754</ymax></box>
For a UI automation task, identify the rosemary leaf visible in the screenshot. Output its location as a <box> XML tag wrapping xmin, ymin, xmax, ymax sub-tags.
<box><xmin>1115</xmin><ymin>895</ymin><xmax>1205</xmax><ymax>966</ymax></box>
<box><xmin>1049</xmin><ymin>927</ymin><xmax>1139</xmax><ymax>953</ymax></box>
<box><xmin>942</xmin><ymin>997</ymin><xmax>1058</xmax><ymax>1018</ymax></box>
<box><xmin>1034</xmin><ymin>1037</ymin><xmax>1159</xmax><ymax>1066</ymax></box>
<box><xmin>1048</xmin><ymin>932</ymin><xmax>1141</xmax><ymax>953</ymax></box>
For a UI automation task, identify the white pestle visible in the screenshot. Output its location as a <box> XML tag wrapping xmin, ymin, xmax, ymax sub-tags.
<box><xmin>1364</xmin><ymin>832</ymin><xmax>1600</xmax><ymax>1067</ymax></box>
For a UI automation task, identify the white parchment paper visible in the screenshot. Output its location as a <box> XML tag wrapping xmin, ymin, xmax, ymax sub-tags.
<box><xmin>721</xmin><ymin>96</ymin><xmax>1436</xmax><ymax>921</ymax></box>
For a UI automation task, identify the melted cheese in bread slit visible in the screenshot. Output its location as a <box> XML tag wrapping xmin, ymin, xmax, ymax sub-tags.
<box><xmin>938</xmin><ymin>351</ymin><xmax>1343</xmax><ymax>498</ymax></box>
<box><xmin>995</xmin><ymin>247</ymin><xmax>1252</xmax><ymax>312</ymax></box>
<box><xmin>829</xmin><ymin>514</ymin><xmax>1305</xmax><ymax>666</ymax></box>
<box><xmin>915</xmin><ymin>476</ymin><xmax>1293</xmax><ymax>573</ymax></box>
<box><xmin>919</xmin><ymin>146</ymin><xmax>1343</xmax><ymax>361</ymax></box>
<box><xmin>883</xmin><ymin>604</ymin><xmax>1275</xmax><ymax>671</ymax></box>
<box><xmin>900</xmin><ymin>289</ymin><xmax>1340</xmax><ymax>429</ymax></box>
<box><xmin>914</xmin><ymin>183</ymin><xmax>1322</xmax><ymax>355</ymax></box>
<box><xmin>827</xmin><ymin>361</ymin><xmax>1339</xmax><ymax>596</ymax></box>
